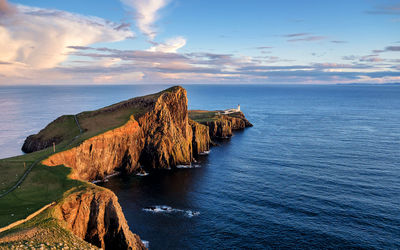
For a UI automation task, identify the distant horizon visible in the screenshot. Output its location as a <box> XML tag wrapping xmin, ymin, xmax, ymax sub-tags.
<box><xmin>0</xmin><ymin>82</ymin><xmax>399</xmax><ymax>87</ymax></box>
<box><xmin>0</xmin><ymin>0</ymin><xmax>399</xmax><ymax>85</ymax></box>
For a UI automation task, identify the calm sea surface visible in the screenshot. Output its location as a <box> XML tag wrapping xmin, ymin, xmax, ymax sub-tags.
<box><xmin>0</xmin><ymin>85</ymin><xmax>399</xmax><ymax>249</ymax></box>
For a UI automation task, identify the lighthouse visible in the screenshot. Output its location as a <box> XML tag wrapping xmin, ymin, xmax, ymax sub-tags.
<box><xmin>237</xmin><ymin>104</ymin><xmax>240</xmax><ymax>111</ymax></box>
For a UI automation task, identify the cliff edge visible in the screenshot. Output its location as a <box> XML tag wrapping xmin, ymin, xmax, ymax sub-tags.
<box><xmin>54</xmin><ymin>186</ymin><xmax>145</xmax><ymax>250</ymax></box>
<box><xmin>13</xmin><ymin>86</ymin><xmax>252</xmax><ymax>249</ymax></box>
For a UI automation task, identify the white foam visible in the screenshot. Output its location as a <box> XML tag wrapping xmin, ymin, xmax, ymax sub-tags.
<box><xmin>176</xmin><ymin>164</ymin><xmax>192</xmax><ymax>169</ymax></box>
<box><xmin>143</xmin><ymin>205</ymin><xmax>199</xmax><ymax>218</ymax></box>
<box><xmin>176</xmin><ymin>164</ymin><xmax>201</xmax><ymax>169</ymax></box>
<box><xmin>136</xmin><ymin>171</ymin><xmax>149</xmax><ymax>177</ymax></box>
<box><xmin>141</xmin><ymin>240</ymin><xmax>150</xmax><ymax>248</ymax></box>
<box><xmin>199</xmin><ymin>150</ymin><xmax>211</xmax><ymax>155</ymax></box>
<box><xmin>91</xmin><ymin>171</ymin><xmax>119</xmax><ymax>184</ymax></box>
<box><xmin>185</xmin><ymin>210</ymin><xmax>200</xmax><ymax>218</ymax></box>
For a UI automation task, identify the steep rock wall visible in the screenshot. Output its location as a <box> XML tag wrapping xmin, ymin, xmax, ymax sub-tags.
<box><xmin>203</xmin><ymin>112</ymin><xmax>253</xmax><ymax>139</ymax></box>
<box><xmin>137</xmin><ymin>87</ymin><xmax>193</xmax><ymax>169</ymax></box>
<box><xmin>42</xmin><ymin>87</ymin><xmax>202</xmax><ymax>181</ymax></box>
<box><xmin>54</xmin><ymin>187</ymin><xmax>145</xmax><ymax>250</ymax></box>
<box><xmin>42</xmin><ymin>118</ymin><xmax>143</xmax><ymax>181</ymax></box>
<box><xmin>189</xmin><ymin>119</ymin><xmax>210</xmax><ymax>157</ymax></box>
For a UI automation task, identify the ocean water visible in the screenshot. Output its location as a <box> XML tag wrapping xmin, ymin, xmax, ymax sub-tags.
<box><xmin>0</xmin><ymin>85</ymin><xmax>399</xmax><ymax>249</ymax></box>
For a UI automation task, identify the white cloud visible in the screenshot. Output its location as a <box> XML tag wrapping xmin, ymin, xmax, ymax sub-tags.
<box><xmin>0</xmin><ymin>0</ymin><xmax>134</xmax><ymax>77</ymax></box>
<box><xmin>121</xmin><ymin>0</ymin><xmax>169</xmax><ymax>40</ymax></box>
<box><xmin>148</xmin><ymin>36</ymin><xmax>186</xmax><ymax>53</ymax></box>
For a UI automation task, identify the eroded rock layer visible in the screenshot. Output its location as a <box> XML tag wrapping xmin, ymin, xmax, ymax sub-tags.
<box><xmin>54</xmin><ymin>187</ymin><xmax>145</xmax><ymax>250</ymax></box>
<box><xmin>42</xmin><ymin>87</ymin><xmax>199</xmax><ymax>181</ymax></box>
<box><xmin>202</xmin><ymin>113</ymin><xmax>253</xmax><ymax>139</ymax></box>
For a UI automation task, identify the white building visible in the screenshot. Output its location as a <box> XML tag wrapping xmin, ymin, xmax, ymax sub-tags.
<box><xmin>222</xmin><ymin>104</ymin><xmax>241</xmax><ymax>114</ymax></box>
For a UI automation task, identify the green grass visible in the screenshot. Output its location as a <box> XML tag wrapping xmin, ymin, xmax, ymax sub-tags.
<box><xmin>0</xmin><ymin>163</ymin><xmax>85</xmax><ymax>227</ymax></box>
<box><xmin>0</xmin><ymin>135</ymin><xmax>89</xmax><ymax>228</ymax></box>
<box><xmin>189</xmin><ymin>110</ymin><xmax>220</xmax><ymax>123</ymax></box>
<box><xmin>25</xmin><ymin>87</ymin><xmax>173</xmax><ymax>154</ymax></box>
<box><xmin>0</xmin><ymin>204</ymin><xmax>97</xmax><ymax>249</ymax></box>
<box><xmin>30</xmin><ymin>115</ymin><xmax>81</xmax><ymax>143</ymax></box>
<box><xmin>0</xmin><ymin>85</ymin><xmax>183</xmax><ymax>230</ymax></box>
<box><xmin>0</xmin><ymin>161</ymin><xmax>31</xmax><ymax>193</ymax></box>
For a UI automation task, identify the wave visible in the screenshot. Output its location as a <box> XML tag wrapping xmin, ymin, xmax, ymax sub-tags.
<box><xmin>136</xmin><ymin>171</ymin><xmax>149</xmax><ymax>177</ymax></box>
<box><xmin>176</xmin><ymin>164</ymin><xmax>201</xmax><ymax>169</ymax></box>
<box><xmin>141</xmin><ymin>240</ymin><xmax>150</xmax><ymax>248</ymax></box>
<box><xmin>92</xmin><ymin>171</ymin><xmax>120</xmax><ymax>184</ymax></box>
<box><xmin>199</xmin><ymin>150</ymin><xmax>211</xmax><ymax>155</ymax></box>
<box><xmin>143</xmin><ymin>205</ymin><xmax>200</xmax><ymax>218</ymax></box>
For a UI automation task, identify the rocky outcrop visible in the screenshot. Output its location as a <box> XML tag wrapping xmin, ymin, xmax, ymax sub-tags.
<box><xmin>22</xmin><ymin>115</ymin><xmax>74</xmax><ymax>153</ymax></box>
<box><xmin>202</xmin><ymin>112</ymin><xmax>253</xmax><ymax>139</ymax></box>
<box><xmin>54</xmin><ymin>187</ymin><xmax>145</xmax><ymax>250</ymax></box>
<box><xmin>137</xmin><ymin>87</ymin><xmax>193</xmax><ymax>169</ymax></box>
<box><xmin>38</xmin><ymin>87</ymin><xmax>252</xmax><ymax>181</ymax></box>
<box><xmin>42</xmin><ymin>87</ymin><xmax>198</xmax><ymax>181</ymax></box>
<box><xmin>189</xmin><ymin>119</ymin><xmax>210</xmax><ymax>157</ymax></box>
<box><xmin>42</xmin><ymin>118</ymin><xmax>143</xmax><ymax>181</ymax></box>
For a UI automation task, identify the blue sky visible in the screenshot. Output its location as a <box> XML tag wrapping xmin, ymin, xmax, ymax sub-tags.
<box><xmin>0</xmin><ymin>0</ymin><xmax>399</xmax><ymax>84</ymax></box>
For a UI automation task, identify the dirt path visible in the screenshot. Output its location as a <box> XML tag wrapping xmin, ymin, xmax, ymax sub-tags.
<box><xmin>0</xmin><ymin>115</ymin><xmax>83</xmax><ymax>199</ymax></box>
<box><xmin>0</xmin><ymin>202</ymin><xmax>55</xmax><ymax>234</ymax></box>
<box><xmin>0</xmin><ymin>159</ymin><xmax>41</xmax><ymax>199</ymax></box>
<box><xmin>74</xmin><ymin>115</ymin><xmax>83</xmax><ymax>134</ymax></box>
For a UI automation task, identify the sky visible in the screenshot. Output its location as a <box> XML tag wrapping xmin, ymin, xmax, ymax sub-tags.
<box><xmin>0</xmin><ymin>0</ymin><xmax>399</xmax><ymax>85</ymax></box>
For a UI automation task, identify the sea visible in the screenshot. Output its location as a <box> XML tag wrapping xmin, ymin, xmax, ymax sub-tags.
<box><xmin>0</xmin><ymin>84</ymin><xmax>399</xmax><ymax>249</ymax></box>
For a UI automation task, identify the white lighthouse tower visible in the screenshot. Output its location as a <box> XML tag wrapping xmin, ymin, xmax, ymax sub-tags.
<box><xmin>237</xmin><ymin>104</ymin><xmax>240</xmax><ymax>111</ymax></box>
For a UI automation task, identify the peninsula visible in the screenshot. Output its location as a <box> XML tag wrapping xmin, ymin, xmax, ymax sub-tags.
<box><xmin>0</xmin><ymin>86</ymin><xmax>252</xmax><ymax>249</ymax></box>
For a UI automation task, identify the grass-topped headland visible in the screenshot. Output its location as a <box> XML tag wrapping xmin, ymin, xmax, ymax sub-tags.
<box><xmin>0</xmin><ymin>86</ymin><xmax>251</xmax><ymax>249</ymax></box>
<box><xmin>22</xmin><ymin>86</ymin><xmax>182</xmax><ymax>154</ymax></box>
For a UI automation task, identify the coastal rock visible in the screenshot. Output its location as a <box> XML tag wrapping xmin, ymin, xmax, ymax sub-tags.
<box><xmin>42</xmin><ymin>118</ymin><xmax>143</xmax><ymax>181</ymax></box>
<box><xmin>203</xmin><ymin>112</ymin><xmax>253</xmax><ymax>139</ymax></box>
<box><xmin>21</xmin><ymin>115</ymin><xmax>74</xmax><ymax>153</ymax></box>
<box><xmin>137</xmin><ymin>87</ymin><xmax>193</xmax><ymax>169</ymax></box>
<box><xmin>54</xmin><ymin>187</ymin><xmax>145</xmax><ymax>250</ymax></box>
<box><xmin>35</xmin><ymin>87</ymin><xmax>252</xmax><ymax>181</ymax></box>
<box><xmin>42</xmin><ymin>86</ymin><xmax>197</xmax><ymax>181</ymax></box>
<box><xmin>189</xmin><ymin>119</ymin><xmax>210</xmax><ymax>157</ymax></box>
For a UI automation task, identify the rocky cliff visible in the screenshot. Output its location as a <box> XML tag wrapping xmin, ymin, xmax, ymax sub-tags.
<box><xmin>41</xmin><ymin>86</ymin><xmax>199</xmax><ymax>181</ymax></box>
<box><xmin>42</xmin><ymin>118</ymin><xmax>143</xmax><ymax>181</ymax></box>
<box><xmin>16</xmin><ymin>86</ymin><xmax>252</xmax><ymax>250</ymax></box>
<box><xmin>189</xmin><ymin>119</ymin><xmax>210</xmax><ymax>157</ymax></box>
<box><xmin>190</xmin><ymin>111</ymin><xmax>253</xmax><ymax>139</ymax></box>
<box><xmin>54</xmin><ymin>186</ymin><xmax>145</xmax><ymax>250</ymax></box>
<box><xmin>36</xmin><ymin>87</ymin><xmax>252</xmax><ymax>181</ymax></box>
<box><xmin>22</xmin><ymin>115</ymin><xmax>79</xmax><ymax>153</ymax></box>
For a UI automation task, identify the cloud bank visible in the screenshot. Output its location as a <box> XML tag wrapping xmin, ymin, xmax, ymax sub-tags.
<box><xmin>148</xmin><ymin>36</ymin><xmax>186</xmax><ymax>53</ymax></box>
<box><xmin>121</xmin><ymin>0</ymin><xmax>169</xmax><ymax>40</ymax></box>
<box><xmin>0</xmin><ymin>0</ymin><xmax>133</xmax><ymax>79</ymax></box>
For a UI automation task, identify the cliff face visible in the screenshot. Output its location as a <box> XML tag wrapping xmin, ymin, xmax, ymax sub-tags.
<box><xmin>137</xmin><ymin>87</ymin><xmax>193</xmax><ymax>169</ymax></box>
<box><xmin>18</xmin><ymin>86</ymin><xmax>253</xmax><ymax>250</ymax></box>
<box><xmin>42</xmin><ymin>118</ymin><xmax>143</xmax><ymax>181</ymax></box>
<box><xmin>42</xmin><ymin>87</ymin><xmax>199</xmax><ymax>181</ymax></box>
<box><xmin>22</xmin><ymin>115</ymin><xmax>78</xmax><ymax>153</ymax></box>
<box><xmin>203</xmin><ymin>112</ymin><xmax>253</xmax><ymax>139</ymax></box>
<box><xmin>54</xmin><ymin>187</ymin><xmax>145</xmax><ymax>250</ymax></box>
<box><xmin>189</xmin><ymin>119</ymin><xmax>210</xmax><ymax>157</ymax></box>
<box><xmin>22</xmin><ymin>134</ymin><xmax>59</xmax><ymax>154</ymax></box>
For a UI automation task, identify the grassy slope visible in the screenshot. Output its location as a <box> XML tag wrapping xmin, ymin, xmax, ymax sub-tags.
<box><xmin>0</xmin><ymin>87</ymin><xmax>181</xmax><ymax>231</ymax></box>
<box><xmin>25</xmin><ymin>88</ymin><xmax>172</xmax><ymax>153</ymax></box>
<box><xmin>31</xmin><ymin>115</ymin><xmax>81</xmax><ymax>143</ymax></box>
<box><xmin>188</xmin><ymin>110</ymin><xmax>220</xmax><ymax>123</ymax></box>
<box><xmin>189</xmin><ymin>110</ymin><xmax>243</xmax><ymax>123</ymax></box>
<box><xmin>0</xmin><ymin>195</ymin><xmax>97</xmax><ymax>249</ymax></box>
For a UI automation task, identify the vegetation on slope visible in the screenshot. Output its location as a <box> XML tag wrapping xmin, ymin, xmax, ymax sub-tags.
<box><xmin>188</xmin><ymin>110</ymin><xmax>220</xmax><ymax>123</ymax></box>
<box><xmin>1</xmin><ymin>86</ymin><xmax>182</xmax><ymax>229</ymax></box>
<box><xmin>0</xmin><ymin>199</ymin><xmax>97</xmax><ymax>249</ymax></box>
